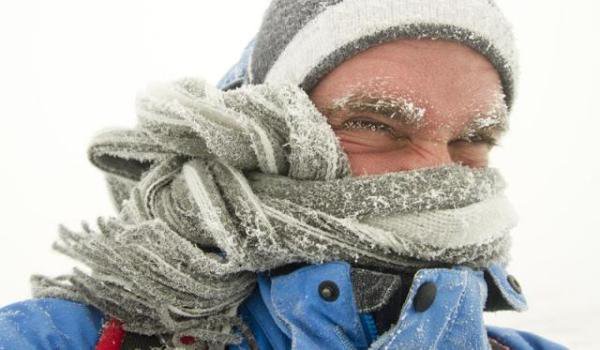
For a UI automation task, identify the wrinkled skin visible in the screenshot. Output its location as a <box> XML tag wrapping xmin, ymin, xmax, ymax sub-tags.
<box><xmin>309</xmin><ymin>39</ymin><xmax>508</xmax><ymax>176</ymax></box>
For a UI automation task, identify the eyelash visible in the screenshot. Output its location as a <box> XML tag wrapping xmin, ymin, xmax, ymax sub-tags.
<box><xmin>452</xmin><ymin>135</ymin><xmax>500</xmax><ymax>147</ymax></box>
<box><xmin>340</xmin><ymin>118</ymin><xmax>499</xmax><ymax>146</ymax></box>
<box><xmin>341</xmin><ymin>118</ymin><xmax>393</xmax><ymax>133</ymax></box>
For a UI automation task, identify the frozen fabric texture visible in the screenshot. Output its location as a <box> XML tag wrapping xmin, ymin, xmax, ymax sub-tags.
<box><xmin>31</xmin><ymin>78</ymin><xmax>515</xmax><ymax>348</ymax></box>
<box><xmin>250</xmin><ymin>0</ymin><xmax>518</xmax><ymax>108</ymax></box>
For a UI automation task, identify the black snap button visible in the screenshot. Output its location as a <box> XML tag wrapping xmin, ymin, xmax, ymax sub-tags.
<box><xmin>319</xmin><ymin>281</ymin><xmax>340</xmax><ymax>302</ymax></box>
<box><xmin>414</xmin><ymin>282</ymin><xmax>437</xmax><ymax>312</ymax></box>
<box><xmin>507</xmin><ymin>275</ymin><xmax>522</xmax><ymax>294</ymax></box>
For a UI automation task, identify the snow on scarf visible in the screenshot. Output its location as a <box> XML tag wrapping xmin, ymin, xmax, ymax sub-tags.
<box><xmin>31</xmin><ymin>77</ymin><xmax>516</xmax><ymax>348</ymax></box>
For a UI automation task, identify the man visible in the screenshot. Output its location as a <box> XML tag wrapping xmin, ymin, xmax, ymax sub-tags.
<box><xmin>0</xmin><ymin>0</ymin><xmax>567</xmax><ymax>349</ymax></box>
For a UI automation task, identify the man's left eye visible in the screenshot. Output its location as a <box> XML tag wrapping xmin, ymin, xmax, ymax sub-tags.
<box><xmin>450</xmin><ymin>135</ymin><xmax>499</xmax><ymax>148</ymax></box>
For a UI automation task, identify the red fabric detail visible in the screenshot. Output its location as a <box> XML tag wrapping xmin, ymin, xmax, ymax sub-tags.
<box><xmin>96</xmin><ymin>318</ymin><xmax>125</xmax><ymax>350</ymax></box>
<box><xmin>180</xmin><ymin>336</ymin><xmax>196</xmax><ymax>345</ymax></box>
<box><xmin>489</xmin><ymin>337</ymin><xmax>511</xmax><ymax>350</ymax></box>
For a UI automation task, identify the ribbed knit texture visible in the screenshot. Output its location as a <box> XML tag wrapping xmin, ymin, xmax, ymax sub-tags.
<box><xmin>250</xmin><ymin>0</ymin><xmax>518</xmax><ymax>108</ymax></box>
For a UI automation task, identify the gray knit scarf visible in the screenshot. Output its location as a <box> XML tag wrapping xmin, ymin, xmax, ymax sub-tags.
<box><xmin>31</xmin><ymin>77</ymin><xmax>516</xmax><ymax>348</ymax></box>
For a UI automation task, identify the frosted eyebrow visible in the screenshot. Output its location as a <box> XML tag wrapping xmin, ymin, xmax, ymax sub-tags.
<box><xmin>458</xmin><ymin>104</ymin><xmax>510</xmax><ymax>140</ymax></box>
<box><xmin>323</xmin><ymin>92</ymin><xmax>427</xmax><ymax>126</ymax></box>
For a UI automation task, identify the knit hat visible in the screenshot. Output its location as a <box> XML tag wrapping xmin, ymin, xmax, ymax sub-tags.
<box><xmin>246</xmin><ymin>0</ymin><xmax>518</xmax><ymax>108</ymax></box>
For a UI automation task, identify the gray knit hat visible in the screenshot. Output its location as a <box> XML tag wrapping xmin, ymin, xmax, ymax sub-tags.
<box><xmin>247</xmin><ymin>0</ymin><xmax>518</xmax><ymax>108</ymax></box>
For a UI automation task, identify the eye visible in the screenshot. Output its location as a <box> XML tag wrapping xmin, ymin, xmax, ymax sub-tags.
<box><xmin>340</xmin><ymin>118</ymin><xmax>394</xmax><ymax>134</ymax></box>
<box><xmin>449</xmin><ymin>134</ymin><xmax>499</xmax><ymax>148</ymax></box>
<box><xmin>449</xmin><ymin>139</ymin><xmax>494</xmax><ymax>169</ymax></box>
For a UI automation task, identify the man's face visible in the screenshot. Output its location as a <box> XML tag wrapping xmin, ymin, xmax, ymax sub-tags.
<box><xmin>309</xmin><ymin>39</ymin><xmax>508</xmax><ymax>176</ymax></box>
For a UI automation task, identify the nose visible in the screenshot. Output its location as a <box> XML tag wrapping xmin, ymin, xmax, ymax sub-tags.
<box><xmin>400</xmin><ymin>140</ymin><xmax>454</xmax><ymax>170</ymax></box>
<box><xmin>346</xmin><ymin>139</ymin><xmax>456</xmax><ymax>176</ymax></box>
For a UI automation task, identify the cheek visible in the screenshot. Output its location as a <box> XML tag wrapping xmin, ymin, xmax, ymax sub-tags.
<box><xmin>345</xmin><ymin>152</ymin><xmax>413</xmax><ymax>175</ymax></box>
<box><xmin>334</xmin><ymin>129</ymin><xmax>406</xmax><ymax>153</ymax></box>
<box><xmin>335</xmin><ymin>131</ymin><xmax>419</xmax><ymax>175</ymax></box>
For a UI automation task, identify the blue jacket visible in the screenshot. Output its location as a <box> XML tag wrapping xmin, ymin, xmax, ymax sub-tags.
<box><xmin>229</xmin><ymin>262</ymin><xmax>566</xmax><ymax>350</ymax></box>
<box><xmin>0</xmin><ymin>262</ymin><xmax>566</xmax><ymax>349</ymax></box>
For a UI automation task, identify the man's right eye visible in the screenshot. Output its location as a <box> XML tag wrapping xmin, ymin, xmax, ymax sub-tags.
<box><xmin>341</xmin><ymin>118</ymin><xmax>393</xmax><ymax>133</ymax></box>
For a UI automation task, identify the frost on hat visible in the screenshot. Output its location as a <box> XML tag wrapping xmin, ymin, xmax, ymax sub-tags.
<box><xmin>248</xmin><ymin>0</ymin><xmax>518</xmax><ymax>108</ymax></box>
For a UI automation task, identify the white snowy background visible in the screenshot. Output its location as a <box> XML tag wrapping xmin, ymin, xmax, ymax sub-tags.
<box><xmin>0</xmin><ymin>1</ymin><xmax>598</xmax><ymax>348</ymax></box>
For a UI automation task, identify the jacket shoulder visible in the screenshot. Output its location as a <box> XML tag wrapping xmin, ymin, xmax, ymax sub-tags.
<box><xmin>0</xmin><ymin>298</ymin><xmax>104</xmax><ymax>350</ymax></box>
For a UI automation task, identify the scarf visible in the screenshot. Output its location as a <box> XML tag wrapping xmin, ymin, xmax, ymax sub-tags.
<box><xmin>31</xmin><ymin>77</ymin><xmax>516</xmax><ymax>348</ymax></box>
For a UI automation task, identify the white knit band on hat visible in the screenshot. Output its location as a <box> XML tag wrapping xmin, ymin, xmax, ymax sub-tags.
<box><xmin>249</xmin><ymin>0</ymin><xmax>518</xmax><ymax>108</ymax></box>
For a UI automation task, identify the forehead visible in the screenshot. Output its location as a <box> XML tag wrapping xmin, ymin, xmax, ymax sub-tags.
<box><xmin>309</xmin><ymin>39</ymin><xmax>506</xmax><ymax>124</ymax></box>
